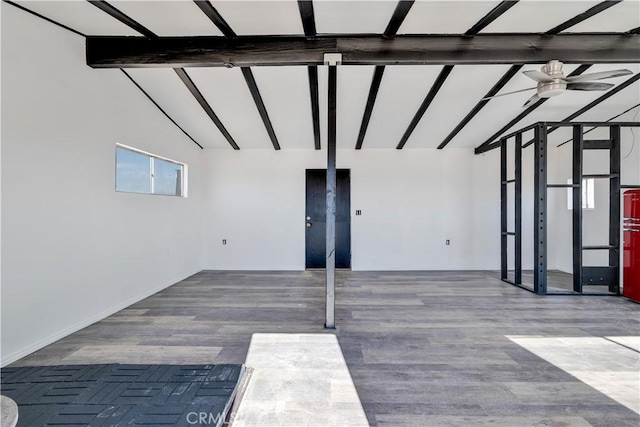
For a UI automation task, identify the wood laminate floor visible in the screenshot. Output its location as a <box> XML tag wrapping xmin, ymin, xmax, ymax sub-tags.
<box><xmin>11</xmin><ymin>270</ymin><xmax>640</xmax><ymax>426</ymax></box>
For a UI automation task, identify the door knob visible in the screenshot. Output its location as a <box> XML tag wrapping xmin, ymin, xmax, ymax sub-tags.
<box><xmin>306</xmin><ymin>216</ymin><xmax>311</xmax><ymax>220</ymax></box>
<box><xmin>306</xmin><ymin>223</ymin><xmax>312</xmax><ymax>228</ymax></box>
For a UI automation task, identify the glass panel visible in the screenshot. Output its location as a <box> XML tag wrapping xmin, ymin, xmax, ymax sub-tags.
<box><xmin>567</xmin><ymin>179</ymin><xmax>595</xmax><ymax>210</ymax></box>
<box><xmin>153</xmin><ymin>157</ymin><xmax>182</xmax><ymax>196</ymax></box>
<box><xmin>116</xmin><ymin>147</ymin><xmax>151</xmax><ymax>194</ymax></box>
<box><xmin>584</xmin><ymin>178</ymin><xmax>595</xmax><ymax>210</ymax></box>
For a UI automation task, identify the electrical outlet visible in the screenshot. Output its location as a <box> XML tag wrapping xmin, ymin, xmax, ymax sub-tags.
<box><xmin>222</xmin><ymin>239</ymin><xmax>227</xmax><ymax>245</ymax></box>
<box><xmin>446</xmin><ymin>240</ymin><xmax>450</xmax><ymax>245</ymax></box>
<box><xmin>355</xmin><ymin>210</ymin><xmax>362</xmax><ymax>216</ymax></box>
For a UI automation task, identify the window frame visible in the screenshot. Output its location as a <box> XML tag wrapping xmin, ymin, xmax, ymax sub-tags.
<box><xmin>115</xmin><ymin>143</ymin><xmax>188</xmax><ymax>198</ymax></box>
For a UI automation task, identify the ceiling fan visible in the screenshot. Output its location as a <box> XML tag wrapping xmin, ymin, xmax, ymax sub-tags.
<box><xmin>483</xmin><ymin>60</ymin><xmax>632</xmax><ymax>108</ymax></box>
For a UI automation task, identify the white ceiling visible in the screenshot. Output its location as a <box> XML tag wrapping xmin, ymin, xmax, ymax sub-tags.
<box><xmin>334</xmin><ymin>66</ymin><xmax>376</xmax><ymax>149</ymax></box>
<box><xmin>565</xmin><ymin>0</ymin><xmax>640</xmax><ymax>32</ymax></box>
<box><xmin>186</xmin><ymin>67</ymin><xmax>275</xmax><ymax>149</ymax></box>
<box><xmin>124</xmin><ymin>68</ymin><xmax>229</xmax><ymax>148</ymax></box>
<box><xmin>399</xmin><ymin>1</ymin><xmax>501</xmax><ymax>34</ymax></box>
<box><xmin>448</xmin><ymin>64</ymin><xmax>640</xmax><ymax>148</ymax></box>
<box><xmin>11</xmin><ymin>0</ymin><xmax>640</xmax><ymax>150</ymax></box>
<box><xmin>314</xmin><ymin>1</ymin><xmax>398</xmax><ymax>34</ymax></box>
<box><xmin>251</xmin><ymin>66</ymin><xmax>315</xmax><ymax>149</ymax></box>
<box><xmin>366</xmin><ymin>65</ymin><xmax>443</xmax><ymax>149</ymax></box>
<box><xmin>480</xmin><ymin>0</ymin><xmax>602</xmax><ymax>33</ymax></box>
<box><xmin>14</xmin><ymin>0</ymin><xmax>141</xmax><ymax>35</ymax></box>
<box><xmin>213</xmin><ymin>1</ymin><xmax>303</xmax><ymax>35</ymax></box>
<box><xmin>112</xmin><ymin>0</ymin><xmax>223</xmax><ymax>36</ymax></box>
<box><xmin>409</xmin><ymin>65</ymin><xmax>513</xmax><ymax>148</ymax></box>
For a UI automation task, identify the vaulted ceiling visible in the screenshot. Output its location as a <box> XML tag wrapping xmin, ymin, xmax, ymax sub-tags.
<box><xmin>8</xmin><ymin>0</ymin><xmax>640</xmax><ymax>151</ymax></box>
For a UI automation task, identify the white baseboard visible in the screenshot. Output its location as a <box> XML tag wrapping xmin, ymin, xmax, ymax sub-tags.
<box><xmin>1</xmin><ymin>271</ymin><xmax>197</xmax><ymax>367</ymax></box>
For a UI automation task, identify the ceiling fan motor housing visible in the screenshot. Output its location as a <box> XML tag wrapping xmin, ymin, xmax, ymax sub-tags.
<box><xmin>538</xmin><ymin>60</ymin><xmax>567</xmax><ymax>98</ymax></box>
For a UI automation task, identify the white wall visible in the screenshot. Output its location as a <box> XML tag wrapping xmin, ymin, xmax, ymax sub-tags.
<box><xmin>202</xmin><ymin>148</ymin><xmax>504</xmax><ymax>270</ymax></box>
<box><xmin>1</xmin><ymin>5</ymin><xmax>204</xmax><ymax>365</ymax></box>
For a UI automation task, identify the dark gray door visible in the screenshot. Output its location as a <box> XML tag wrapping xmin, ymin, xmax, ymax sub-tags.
<box><xmin>305</xmin><ymin>169</ymin><xmax>351</xmax><ymax>269</ymax></box>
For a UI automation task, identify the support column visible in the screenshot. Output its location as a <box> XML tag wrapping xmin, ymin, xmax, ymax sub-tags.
<box><xmin>609</xmin><ymin>125</ymin><xmax>621</xmax><ymax>295</ymax></box>
<box><xmin>500</xmin><ymin>138</ymin><xmax>508</xmax><ymax>281</ymax></box>
<box><xmin>514</xmin><ymin>133</ymin><xmax>522</xmax><ymax>285</ymax></box>
<box><xmin>572</xmin><ymin>124</ymin><xmax>583</xmax><ymax>293</ymax></box>
<box><xmin>533</xmin><ymin>124</ymin><xmax>548</xmax><ymax>295</ymax></box>
<box><xmin>325</xmin><ymin>63</ymin><xmax>337</xmax><ymax>329</ymax></box>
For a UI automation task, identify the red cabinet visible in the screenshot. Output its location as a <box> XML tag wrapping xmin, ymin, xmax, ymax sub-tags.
<box><xmin>623</xmin><ymin>190</ymin><xmax>640</xmax><ymax>303</ymax></box>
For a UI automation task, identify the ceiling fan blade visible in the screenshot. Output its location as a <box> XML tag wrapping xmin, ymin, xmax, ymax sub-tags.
<box><xmin>567</xmin><ymin>82</ymin><xmax>615</xmax><ymax>91</ymax></box>
<box><xmin>565</xmin><ymin>69</ymin><xmax>632</xmax><ymax>83</ymax></box>
<box><xmin>482</xmin><ymin>87</ymin><xmax>537</xmax><ymax>101</ymax></box>
<box><xmin>523</xmin><ymin>70</ymin><xmax>554</xmax><ymax>83</ymax></box>
<box><xmin>522</xmin><ymin>94</ymin><xmax>541</xmax><ymax>108</ymax></box>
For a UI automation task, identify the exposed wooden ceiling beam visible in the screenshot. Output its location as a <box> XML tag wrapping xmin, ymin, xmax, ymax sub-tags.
<box><xmin>545</xmin><ymin>0</ymin><xmax>622</xmax><ymax>34</ymax></box>
<box><xmin>394</xmin><ymin>1</ymin><xmax>518</xmax><ymax>149</ymax></box>
<box><xmin>481</xmin><ymin>121</ymin><xmax>640</xmax><ymax>157</ymax></box>
<box><xmin>297</xmin><ymin>0</ymin><xmax>317</xmax><ymax>37</ymax></box>
<box><xmin>241</xmin><ymin>68</ymin><xmax>281</xmax><ymax>150</ymax></box>
<box><xmin>193</xmin><ymin>0</ymin><xmax>282</xmax><ymax>150</ymax></box>
<box><xmin>4</xmin><ymin>0</ymin><xmax>86</xmax><ymax>36</ymax></box>
<box><xmin>473</xmin><ymin>64</ymin><xmax>593</xmax><ymax>153</ymax></box>
<box><xmin>383</xmin><ymin>0</ymin><xmax>415</xmax><ymax>38</ymax></box>
<box><xmin>464</xmin><ymin>0</ymin><xmax>519</xmax><ymax>35</ymax></box>
<box><xmin>88</xmin><ymin>0</ymin><xmax>240</xmax><ymax>150</ymax></box>
<box><xmin>87</xmin><ymin>0</ymin><xmax>156</xmax><ymax>38</ymax></box>
<box><xmin>121</xmin><ymin>70</ymin><xmax>203</xmax><ymax>149</ymax></box>
<box><xmin>297</xmin><ymin>1</ymin><xmax>320</xmax><ymax>149</ymax></box>
<box><xmin>521</xmin><ymin>73</ymin><xmax>640</xmax><ymax>149</ymax></box>
<box><xmin>7</xmin><ymin>1</ymin><xmax>206</xmax><ymax>150</ymax></box>
<box><xmin>356</xmin><ymin>0</ymin><xmax>415</xmax><ymax>149</ymax></box>
<box><xmin>556</xmin><ymin>102</ymin><xmax>640</xmax><ymax>148</ymax></box>
<box><xmin>87</xmin><ymin>1</ymin><xmax>232</xmax><ymax>149</ymax></box>
<box><xmin>439</xmin><ymin>0</ymin><xmax>627</xmax><ymax>150</ymax></box>
<box><xmin>475</xmin><ymin>73</ymin><xmax>640</xmax><ymax>154</ymax></box>
<box><xmin>174</xmin><ymin>68</ymin><xmax>240</xmax><ymax>150</ymax></box>
<box><xmin>87</xmin><ymin>33</ymin><xmax>640</xmax><ymax>68</ymax></box>
<box><xmin>193</xmin><ymin>0</ymin><xmax>236</xmax><ymax>37</ymax></box>
<box><xmin>437</xmin><ymin>65</ymin><xmax>523</xmax><ymax>149</ymax></box>
<box><xmin>308</xmin><ymin>66</ymin><xmax>321</xmax><ymax>150</ymax></box>
<box><xmin>355</xmin><ymin>66</ymin><xmax>385</xmax><ymax>150</ymax></box>
<box><xmin>396</xmin><ymin>66</ymin><xmax>454</xmax><ymax>149</ymax></box>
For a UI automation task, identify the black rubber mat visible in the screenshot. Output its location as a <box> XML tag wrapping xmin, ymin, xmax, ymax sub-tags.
<box><xmin>1</xmin><ymin>364</ymin><xmax>244</xmax><ymax>426</ymax></box>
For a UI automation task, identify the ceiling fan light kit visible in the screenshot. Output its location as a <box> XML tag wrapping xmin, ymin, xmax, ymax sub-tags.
<box><xmin>484</xmin><ymin>60</ymin><xmax>633</xmax><ymax>107</ymax></box>
<box><xmin>534</xmin><ymin>60</ymin><xmax>567</xmax><ymax>98</ymax></box>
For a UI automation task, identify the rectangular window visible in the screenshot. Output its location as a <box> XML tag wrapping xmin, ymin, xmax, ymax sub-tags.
<box><xmin>567</xmin><ymin>178</ymin><xmax>595</xmax><ymax>210</ymax></box>
<box><xmin>116</xmin><ymin>144</ymin><xmax>186</xmax><ymax>197</ymax></box>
